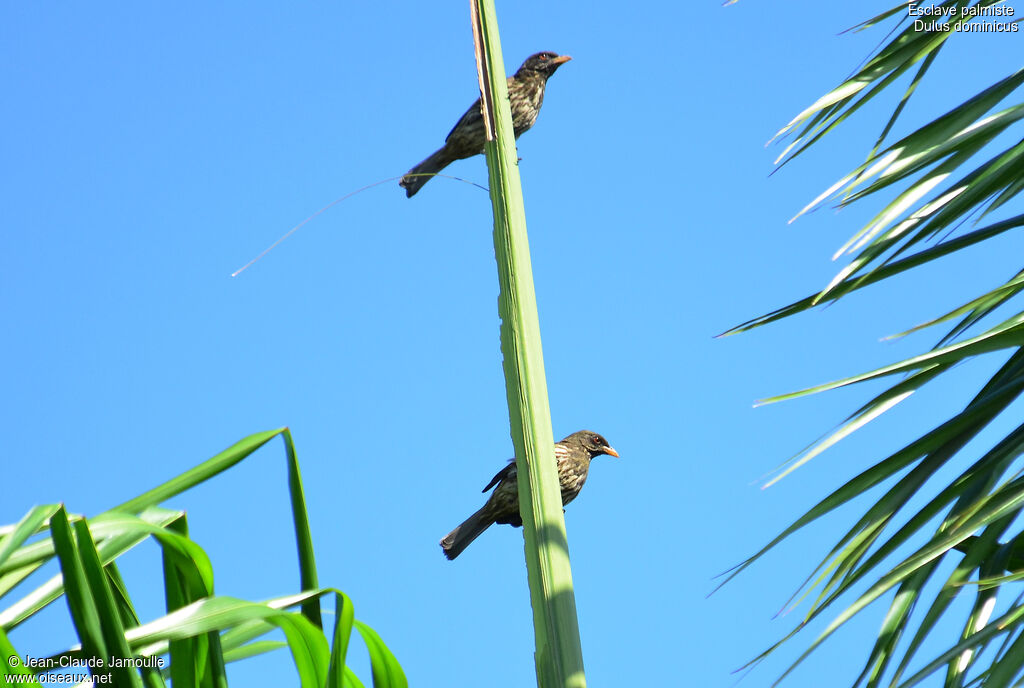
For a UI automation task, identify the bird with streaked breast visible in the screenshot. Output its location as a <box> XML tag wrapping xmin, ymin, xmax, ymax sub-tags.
<box><xmin>440</xmin><ymin>430</ymin><xmax>618</xmax><ymax>560</ymax></box>
<box><xmin>400</xmin><ymin>51</ymin><xmax>572</xmax><ymax>198</ymax></box>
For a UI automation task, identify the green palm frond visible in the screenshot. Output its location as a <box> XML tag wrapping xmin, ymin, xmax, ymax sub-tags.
<box><xmin>729</xmin><ymin>4</ymin><xmax>1024</xmax><ymax>687</ymax></box>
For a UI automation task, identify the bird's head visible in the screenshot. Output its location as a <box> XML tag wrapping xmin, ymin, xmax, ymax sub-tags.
<box><xmin>516</xmin><ymin>52</ymin><xmax>572</xmax><ymax>78</ymax></box>
<box><xmin>565</xmin><ymin>430</ymin><xmax>619</xmax><ymax>459</ymax></box>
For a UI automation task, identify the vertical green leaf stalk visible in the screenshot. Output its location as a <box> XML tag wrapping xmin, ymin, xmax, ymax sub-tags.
<box><xmin>469</xmin><ymin>2</ymin><xmax>586</xmax><ymax>687</ymax></box>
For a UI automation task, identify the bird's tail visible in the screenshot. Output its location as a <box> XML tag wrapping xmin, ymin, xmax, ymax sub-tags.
<box><xmin>440</xmin><ymin>506</ymin><xmax>493</xmax><ymax>560</ymax></box>
<box><xmin>399</xmin><ymin>146</ymin><xmax>456</xmax><ymax>198</ymax></box>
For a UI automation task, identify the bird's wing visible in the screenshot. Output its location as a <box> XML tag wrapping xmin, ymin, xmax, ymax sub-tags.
<box><xmin>446</xmin><ymin>97</ymin><xmax>483</xmax><ymax>143</ymax></box>
<box><xmin>482</xmin><ymin>440</ymin><xmax>569</xmax><ymax>492</ymax></box>
<box><xmin>482</xmin><ymin>459</ymin><xmax>516</xmax><ymax>493</ymax></box>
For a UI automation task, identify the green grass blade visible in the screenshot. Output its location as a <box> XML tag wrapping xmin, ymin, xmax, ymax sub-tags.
<box><xmin>352</xmin><ymin>620</ymin><xmax>407</xmax><ymax>688</ymax></box>
<box><xmin>344</xmin><ymin>665</ymin><xmax>367</xmax><ymax>688</ymax></box>
<box><xmin>111</xmin><ymin>428</ymin><xmax>286</xmax><ymax>515</ymax></box>
<box><xmin>162</xmin><ymin>515</ymin><xmax>198</xmax><ymax>688</ymax></box>
<box><xmin>0</xmin><ymin>628</ymin><xmax>38</xmax><ymax>683</ymax></box>
<box><xmin>49</xmin><ymin>507</ymin><xmax>109</xmax><ymax>666</ymax></box>
<box><xmin>281</xmin><ymin>428</ymin><xmax>321</xmax><ymax>628</ymax></box>
<box><xmin>71</xmin><ymin>519</ymin><xmax>143</xmax><ymax>688</ymax></box>
<box><xmin>124</xmin><ymin>596</ymin><xmax>330</xmax><ymax>687</ymax></box>
<box><xmin>0</xmin><ymin>509</ymin><xmax>184</xmax><ymax>633</ymax></box>
<box><xmin>327</xmin><ymin>592</ymin><xmax>356</xmax><ymax>688</ymax></box>
<box><xmin>0</xmin><ymin>506</ymin><xmax>61</xmax><ymax>608</ymax></box>
<box><xmin>104</xmin><ymin>563</ymin><xmax>168</xmax><ymax>688</ymax></box>
<box><xmin>1</xmin><ymin>435</ymin><xmax>402</xmax><ymax>687</ymax></box>
<box><xmin>220</xmin><ymin>639</ymin><xmax>287</xmax><ymax>663</ymax></box>
<box><xmin>218</xmin><ymin>618</ymin><xmax>276</xmax><ymax>655</ymax></box>
<box><xmin>0</xmin><ymin>506</ymin><xmax>59</xmax><ymax>570</ymax></box>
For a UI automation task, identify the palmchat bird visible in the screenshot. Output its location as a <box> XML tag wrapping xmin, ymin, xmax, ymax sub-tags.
<box><xmin>400</xmin><ymin>51</ymin><xmax>571</xmax><ymax>198</ymax></box>
<box><xmin>440</xmin><ymin>430</ymin><xmax>617</xmax><ymax>560</ymax></box>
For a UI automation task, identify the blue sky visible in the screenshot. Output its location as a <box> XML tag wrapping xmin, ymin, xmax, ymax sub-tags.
<box><xmin>4</xmin><ymin>1</ymin><xmax>1024</xmax><ymax>686</ymax></box>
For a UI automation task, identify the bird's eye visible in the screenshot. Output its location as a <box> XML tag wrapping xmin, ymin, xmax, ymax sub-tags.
<box><xmin>539</xmin><ymin>54</ymin><xmax>549</xmax><ymax>60</ymax></box>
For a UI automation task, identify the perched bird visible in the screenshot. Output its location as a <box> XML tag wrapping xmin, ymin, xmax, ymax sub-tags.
<box><xmin>440</xmin><ymin>430</ymin><xmax>617</xmax><ymax>560</ymax></box>
<box><xmin>399</xmin><ymin>51</ymin><xmax>572</xmax><ymax>198</ymax></box>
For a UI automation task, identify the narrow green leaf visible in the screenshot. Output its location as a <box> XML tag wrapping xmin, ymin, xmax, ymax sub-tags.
<box><xmin>124</xmin><ymin>596</ymin><xmax>330</xmax><ymax>688</ymax></box>
<box><xmin>1</xmin><ymin>510</ymin><xmax>183</xmax><ymax>632</ymax></box>
<box><xmin>760</xmin><ymin>319</ymin><xmax>1024</xmax><ymax>404</ymax></box>
<box><xmin>981</xmin><ymin>630</ymin><xmax>1024</xmax><ymax>688</ymax></box>
<box><xmin>111</xmin><ymin>428</ymin><xmax>287</xmax><ymax>515</ymax></box>
<box><xmin>774</xmin><ymin>478</ymin><xmax>1024</xmax><ymax>685</ymax></box>
<box><xmin>863</xmin><ymin>45</ymin><xmax>941</xmax><ymax>166</ymax></box>
<box><xmin>327</xmin><ymin>592</ymin><xmax>356</xmax><ymax>688</ymax></box>
<box><xmin>888</xmin><ymin>272</ymin><xmax>1024</xmax><ymax>342</ymax></box>
<box><xmin>220</xmin><ymin>639</ymin><xmax>287</xmax><ymax>663</ymax></box>
<box><xmin>344</xmin><ymin>665</ymin><xmax>367</xmax><ymax>688</ymax></box>
<box><xmin>721</xmin><ymin>214</ymin><xmax>1024</xmax><ymax>336</ymax></box>
<box><xmin>49</xmin><ymin>507</ymin><xmax>109</xmax><ymax>666</ymax></box>
<box><xmin>0</xmin><ymin>506</ymin><xmax>60</xmax><ymax>570</ymax></box>
<box><xmin>218</xmin><ymin>618</ymin><xmax>276</xmax><ymax>654</ymax></box>
<box><xmin>353</xmin><ymin>620</ymin><xmax>408</xmax><ymax>688</ymax></box>
<box><xmin>845</xmin><ymin>3</ymin><xmax>906</xmax><ymax>33</ymax></box>
<box><xmin>773</xmin><ymin>19</ymin><xmax>952</xmax><ymax>149</ymax></box>
<box><xmin>859</xmin><ymin>563</ymin><xmax>936</xmax><ymax>688</ymax></box>
<box><xmin>0</xmin><ymin>628</ymin><xmax>37</xmax><ymax>682</ymax></box>
<box><xmin>71</xmin><ymin>519</ymin><xmax>143</xmax><ymax>688</ymax></box>
<box><xmin>945</xmin><ymin>537</ymin><xmax>1009</xmax><ymax>688</ymax></box>
<box><xmin>893</xmin><ymin>601</ymin><xmax>1024</xmax><ymax>688</ymax></box>
<box><xmin>281</xmin><ymin>428</ymin><xmax>321</xmax><ymax>628</ymax></box>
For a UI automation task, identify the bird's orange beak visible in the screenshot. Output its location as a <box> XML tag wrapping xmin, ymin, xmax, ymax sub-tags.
<box><xmin>552</xmin><ymin>55</ymin><xmax>572</xmax><ymax>65</ymax></box>
<box><xmin>604</xmin><ymin>446</ymin><xmax>619</xmax><ymax>458</ymax></box>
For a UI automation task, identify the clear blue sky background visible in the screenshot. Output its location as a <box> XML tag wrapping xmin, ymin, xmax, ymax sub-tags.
<box><xmin>4</xmin><ymin>2</ymin><xmax>1024</xmax><ymax>686</ymax></box>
